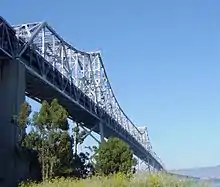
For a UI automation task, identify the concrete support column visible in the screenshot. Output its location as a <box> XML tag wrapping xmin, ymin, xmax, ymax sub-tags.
<box><xmin>137</xmin><ymin>158</ymin><xmax>140</xmax><ymax>171</ymax></box>
<box><xmin>99</xmin><ymin>121</ymin><xmax>104</xmax><ymax>143</ymax></box>
<box><xmin>147</xmin><ymin>157</ymin><xmax>151</xmax><ymax>172</ymax></box>
<box><xmin>0</xmin><ymin>59</ymin><xmax>25</xmax><ymax>186</ymax></box>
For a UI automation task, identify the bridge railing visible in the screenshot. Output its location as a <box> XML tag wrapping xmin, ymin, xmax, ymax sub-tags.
<box><xmin>12</xmin><ymin>21</ymin><xmax>163</xmax><ymax>168</ymax></box>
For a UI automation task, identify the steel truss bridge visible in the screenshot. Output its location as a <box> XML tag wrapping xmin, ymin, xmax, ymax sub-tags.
<box><xmin>0</xmin><ymin>16</ymin><xmax>164</xmax><ymax>171</ymax></box>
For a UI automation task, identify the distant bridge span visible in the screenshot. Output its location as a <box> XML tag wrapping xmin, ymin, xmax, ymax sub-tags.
<box><xmin>0</xmin><ymin>16</ymin><xmax>164</xmax><ymax>184</ymax></box>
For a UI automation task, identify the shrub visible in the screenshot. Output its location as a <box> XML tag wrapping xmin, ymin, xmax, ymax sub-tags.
<box><xmin>95</xmin><ymin>137</ymin><xmax>135</xmax><ymax>175</ymax></box>
<box><xmin>19</xmin><ymin>173</ymin><xmax>211</xmax><ymax>187</ymax></box>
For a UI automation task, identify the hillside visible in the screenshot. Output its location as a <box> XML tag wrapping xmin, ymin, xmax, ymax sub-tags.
<box><xmin>170</xmin><ymin>165</ymin><xmax>220</xmax><ymax>179</ymax></box>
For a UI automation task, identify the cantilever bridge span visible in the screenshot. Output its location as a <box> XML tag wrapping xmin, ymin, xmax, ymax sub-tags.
<box><xmin>0</xmin><ymin>16</ymin><xmax>164</xmax><ymax>172</ymax></box>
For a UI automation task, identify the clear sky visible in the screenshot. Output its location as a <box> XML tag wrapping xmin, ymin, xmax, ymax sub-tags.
<box><xmin>1</xmin><ymin>0</ymin><xmax>220</xmax><ymax>170</ymax></box>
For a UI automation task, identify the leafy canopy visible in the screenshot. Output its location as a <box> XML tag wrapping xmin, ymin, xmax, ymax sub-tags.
<box><xmin>95</xmin><ymin>137</ymin><xmax>135</xmax><ymax>175</ymax></box>
<box><xmin>17</xmin><ymin>99</ymin><xmax>94</xmax><ymax>180</ymax></box>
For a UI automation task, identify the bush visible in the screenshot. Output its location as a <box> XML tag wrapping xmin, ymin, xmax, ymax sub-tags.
<box><xmin>95</xmin><ymin>137</ymin><xmax>135</xmax><ymax>175</ymax></box>
<box><xmin>19</xmin><ymin>173</ymin><xmax>211</xmax><ymax>187</ymax></box>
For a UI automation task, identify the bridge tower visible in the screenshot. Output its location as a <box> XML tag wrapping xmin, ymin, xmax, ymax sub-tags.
<box><xmin>0</xmin><ymin>27</ymin><xmax>26</xmax><ymax>187</ymax></box>
<box><xmin>0</xmin><ymin>18</ymin><xmax>29</xmax><ymax>186</ymax></box>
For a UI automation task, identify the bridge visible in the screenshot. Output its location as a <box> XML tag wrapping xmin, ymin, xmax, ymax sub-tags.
<box><xmin>0</xmin><ymin>16</ymin><xmax>164</xmax><ymax>184</ymax></box>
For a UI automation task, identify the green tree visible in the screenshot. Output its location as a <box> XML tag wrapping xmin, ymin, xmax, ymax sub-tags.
<box><xmin>72</xmin><ymin>123</ymin><xmax>86</xmax><ymax>156</ymax></box>
<box><xmin>71</xmin><ymin>152</ymin><xmax>95</xmax><ymax>178</ymax></box>
<box><xmin>29</xmin><ymin>99</ymin><xmax>71</xmax><ymax>180</ymax></box>
<box><xmin>95</xmin><ymin>137</ymin><xmax>135</xmax><ymax>175</ymax></box>
<box><xmin>16</xmin><ymin>102</ymin><xmax>32</xmax><ymax>145</ymax></box>
<box><xmin>71</xmin><ymin>123</ymin><xmax>95</xmax><ymax>178</ymax></box>
<box><xmin>53</xmin><ymin>131</ymin><xmax>74</xmax><ymax>177</ymax></box>
<box><xmin>16</xmin><ymin>99</ymin><xmax>96</xmax><ymax>180</ymax></box>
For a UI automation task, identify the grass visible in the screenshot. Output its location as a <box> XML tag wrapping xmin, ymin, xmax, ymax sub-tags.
<box><xmin>19</xmin><ymin>172</ymin><xmax>211</xmax><ymax>187</ymax></box>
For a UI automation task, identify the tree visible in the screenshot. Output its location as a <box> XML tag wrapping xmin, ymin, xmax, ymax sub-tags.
<box><xmin>71</xmin><ymin>123</ymin><xmax>95</xmax><ymax>178</ymax></box>
<box><xmin>95</xmin><ymin>137</ymin><xmax>135</xmax><ymax>175</ymax></box>
<box><xmin>28</xmin><ymin>99</ymin><xmax>72</xmax><ymax>180</ymax></box>
<box><xmin>53</xmin><ymin>131</ymin><xmax>73</xmax><ymax>177</ymax></box>
<box><xmin>16</xmin><ymin>99</ymin><xmax>96</xmax><ymax>180</ymax></box>
<box><xmin>71</xmin><ymin>152</ymin><xmax>95</xmax><ymax>178</ymax></box>
<box><xmin>16</xmin><ymin>102</ymin><xmax>32</xmax><ymax>146</ymax></box>
<box><xmin>72</xmin><ymin>123</ymin><xmax>86</xmax><ymax>156</ymax></box>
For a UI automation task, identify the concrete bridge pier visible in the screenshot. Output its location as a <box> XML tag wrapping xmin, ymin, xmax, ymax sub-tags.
<box><xmin>99</xmin><ymin>122</ymin><xmax>104</xmax><ymax>143</ymax></box>
<box><xmin>0</xmin><ymin>59</ymin><xmax>25</xmax><ymax>186</ymax></box>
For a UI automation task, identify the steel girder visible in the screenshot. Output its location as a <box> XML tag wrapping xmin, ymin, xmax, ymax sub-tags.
<box><xmin>0</xmin><ymin>17</ymin><xmax>17</xmax><ymax>59</ymax></box>
<box><xmin>138</xmin><ymin>126</ymin><xmax>165</xmax><ymax>169</ymax></box>
<box><xmin>13</xmin><ymin>22</ymin><xmax>147</xmax><ymax>147</ymax></box>
<box><xmin>0</xmin><ymin>17</ymin><xmax>164</xmax><ymax>170</ymax></box>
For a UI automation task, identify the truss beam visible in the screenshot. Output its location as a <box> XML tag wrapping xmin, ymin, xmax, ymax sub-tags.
<box><xmin>0</xmin><ymin>17</ymin><xmax>164</xmax><ymax>171</ymax></box>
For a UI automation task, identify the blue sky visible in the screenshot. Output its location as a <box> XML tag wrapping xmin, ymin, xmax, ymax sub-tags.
<box><xmin>1</xmin><ymin>0</ymin><xmax>220</xmax><ymax>170</ymax></box>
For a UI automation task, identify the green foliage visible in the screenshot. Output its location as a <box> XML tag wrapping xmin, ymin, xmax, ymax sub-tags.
<box><xmin>17</xmin><ymin>99</ymin><xmax>72</xmax><ymax>180</ymax></box>
<box><xmin>72</xmin><ymin>152</ymin><xmax>94</xmax><ymax>178</ymax></box>
<box><xmin>72</xmin><ymin>123</ymin><xmax>86</xmax><ymax>156</ymax></box>
<box><xmin>18</xmin><ymin>102</ymin><xmax>32</xmax><ymax>127</ymax></box>
<box><xmin>70</xmin><ymin>122</ymin><xmax>94</xmax><ymax>178</ymax></box>
<box><xmin>16</xmin><ymin>100</ymin><xmax>212</xmax><ymax>187</ymax></box>
<box><xmin>19</xmin><ymin>173</ymin><xmax>211</xmax><ymax>187</ymax></box>
<box><xmin>30</xmin><ymin>99</ymin><xmax>71</xmax><ymax>180</ymax></box>
<box><xmin>15</xmin><ymin>102</ymin><xmax>32</xmax><ymax>145</ymax></box>
<box><xmin>49</xmin><ymin>99</ymin><xmax>69</xmax><ymax>131</ymax></box>
<box><xmin>17</xmin><ymin>99</ymin><xmax>94</xmax><ymax>181</ymax></box>
<box><xmin>33</xmin><ymin>99</ymin><xmax>68</xmax><ymax>131</ymax></box>
<box><xmin>95</xmin><ymin>137</ymin><xmax>134</xmax><ymax>175</ymax></box>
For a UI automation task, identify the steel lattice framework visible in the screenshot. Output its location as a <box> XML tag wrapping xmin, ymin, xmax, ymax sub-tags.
<box><xmin>138</xmin><ymin>126</ymin><xmax>165</xmax><ymax>169</ymax></box>
<box><xmin>0</xmin><ymin>17</ymin><xmax>164</xmax><ymax>170</ymax></box>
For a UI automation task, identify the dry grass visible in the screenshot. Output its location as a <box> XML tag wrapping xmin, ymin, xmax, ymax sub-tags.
<box><xmin>19</xmin><ymin>172</ymin><xmax>211</xmax><ymax>187</ymax></box>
